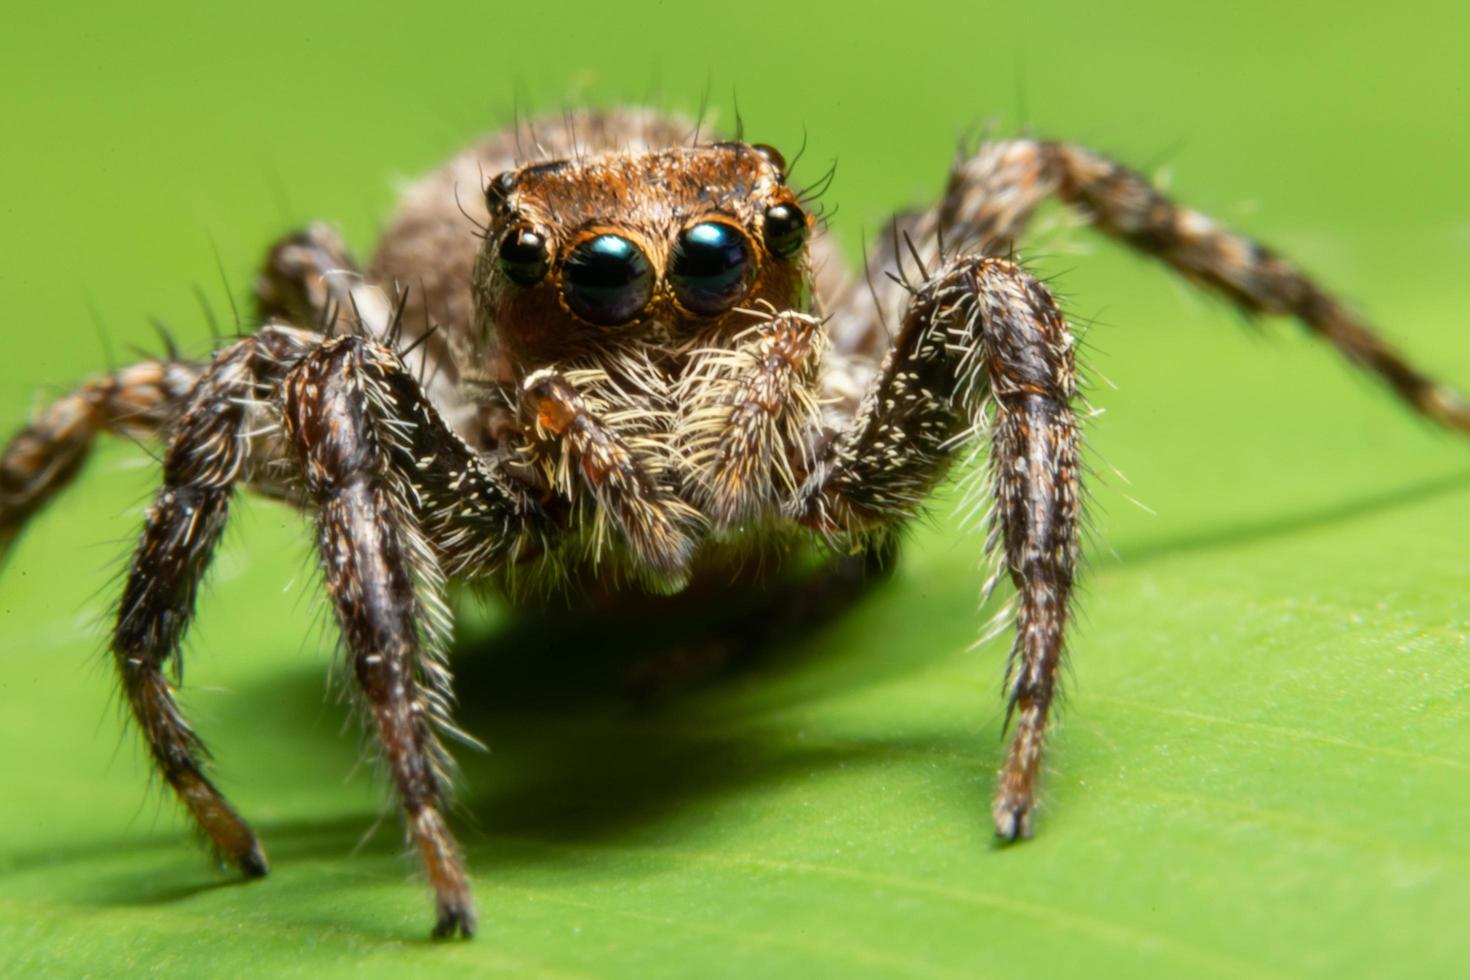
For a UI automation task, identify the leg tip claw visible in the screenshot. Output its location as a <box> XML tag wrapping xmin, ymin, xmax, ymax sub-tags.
<box><xmin>992</xmin><ymin>800</ymin><xmax>1035</xmax><ymax>844</ymax></box>
<box><xmin>238</xmin><ymin>841</ymin><xmax>270</xmax><ymax>878</ymax></box>
<box><xmin>431</xmin><ymin>900</ymin><xmax>478</xmax><ymax>940</ymax></box>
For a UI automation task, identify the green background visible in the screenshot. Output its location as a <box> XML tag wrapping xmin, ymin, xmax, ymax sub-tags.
<box><xmin>2</xmin><ymin>2</ymin><xmax>1468</xmax><ymax>977</ymax></box>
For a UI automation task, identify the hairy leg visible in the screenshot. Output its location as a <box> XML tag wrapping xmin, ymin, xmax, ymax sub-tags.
<box><xmin>0</xmin><ymin>358</ymin><xmax>200</xmax><ymax>557</ymax></box>
<box><xmin>798</xmin><ymin>256</ymin><xmax>1079</xmax><ymax>839</ymax></box>
<box><xmin>841</xmin><ymin>138</ymin><xmax>1470</xmax><ymax>433</ymax></box>
<box><xmin>1</xmin><ymin>221</ymin><xmax>368</xmax><ymax>560</ymax></box>
<box><xmin>257</xmin><ymin>220</ymin><xmax>494</xmax><ymax>447</ymax></box>
<box><xmin>254</xmin><ymin>221</ymin><xmax>367</xmax><ymax>333</ymax></box>
<box><xmin>282</xmin><ymin>335</ymin><xmax>539</xmax><ymax>938</ymax></box>
<box><xmin>112</xmin><ymin>325</ymin><xmax>316</xmax><ymax>873</ymax></box>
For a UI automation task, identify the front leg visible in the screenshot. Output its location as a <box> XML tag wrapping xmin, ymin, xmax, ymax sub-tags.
<box><xmin>798</xmin><ymin>256</ymin><xmax>1079</xmax><ymax>840</ymax></box>
<box><xmin>283</xmin><ymin>336</ymin><xmax>541</xmax><ymax>939</ymax></box>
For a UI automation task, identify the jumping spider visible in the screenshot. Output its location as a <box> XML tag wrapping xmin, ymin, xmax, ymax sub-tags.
<box><xmin>3</xmin><ymin>108</ymin><xmax>1466</xmax><ymax>939</ymax></box>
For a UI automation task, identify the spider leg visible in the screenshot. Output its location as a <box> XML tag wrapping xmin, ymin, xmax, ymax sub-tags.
<box><xmin>257</xmin><ymin>221</ymin><xmax>473</xmax><ymax>427</ymax></box>
<box><xmin>847</xmin><ymin>139</ymin><xmax>1470</xmax><ymax>433</ymax></box>
<box><xmin>0</xmin><ymin>358</ymin><xmax>201</xmax><ymax>559</ymax></box>
<box><xmin>282</xmin><ymin>335</ymin><xmax>537</xmax><ymax>939</ymax></box>
<box><xmin>112</xmin><ymin>324</ymin><xmax>317</xmax><ymax>874</ymax></box>
<box><xmin>797</xmin><ymin>256</ymin><xmax>1080</xmax><ymax>840</ymax></box>
<box><xmin>254</xmin><ymin>221</ymin><xmax>368</xmax><ymax>334</ymax></box>
<box><xmin>676</xmin><ymin>310</ymin><xmax>827</xmax><ymax>526</ymax></box>
<box><xmin>1</xmin><ymin>223</ymin><xmax>364</xmax><ymax>560</ymax></box>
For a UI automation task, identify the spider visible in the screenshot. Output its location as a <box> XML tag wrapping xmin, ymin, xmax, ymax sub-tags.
<box><xmin>2</xmin><ymin>108</ymin><xmax>1466</xmax><ymax>940</ymax></box>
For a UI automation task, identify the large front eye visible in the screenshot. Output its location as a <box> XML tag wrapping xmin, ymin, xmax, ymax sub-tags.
<box><xmin>498</xmin><ymin>227</ymin><xmax>549</xmax><ymax>286</ymax></box>
<box><xmin>669</xmin><ymin>222</ymin><xmax>753</xmax><ymax>315</ymax></box>
<box><xmin>562</xmin><ymin>234</ymin><xmax>654</xmax><ymax>325</ymax></box>
<box><xmin>763</xmin><ymin>203</ymin><xmax>808</xmax><ymax>258</ymax></box>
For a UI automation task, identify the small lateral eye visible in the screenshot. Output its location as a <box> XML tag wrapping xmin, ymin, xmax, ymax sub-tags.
<box><xmin>670</xmin><ymin>222</ymin><xmax>754</xmax><ymax>316</ymax></box>
<box><xmin>762</xmin><ymin>202</ymin><xmax>808</xmax><ymax>259</ymax></box>
<box><xmin>563</xmin><ymin>234</ymin><xmax>654</xmax><ymax>326</ymax></box>
<box><xmin>486</xmin><ymin>170</ymin><xmax>517</xmax><ymax>207</ymax></box>
<box><xmin>498</xmin><ymin>227</ymin><xmax>549</xmax><ymax>286</ymax></box>
<box><xmin>751</xmin><ymin>143</ymin><xmax>786</xmax><ymax>174</ymax></box>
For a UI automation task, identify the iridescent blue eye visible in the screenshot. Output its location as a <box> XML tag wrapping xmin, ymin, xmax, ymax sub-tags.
<box><xmin>670</xmin><ymin>222</ymin><xmax>753</xmax><ymax>315</ymax></box>
<box><xmin>562</xmin><ymin>234</ymin><xmax>654</xmax><ymax>326</ymax></box>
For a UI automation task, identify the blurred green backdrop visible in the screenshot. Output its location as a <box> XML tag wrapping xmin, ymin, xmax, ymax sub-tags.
<box><xmin>2</xmin><ymin>2</ymin><xmax>1469</xmax><ymax>977</ymax></box>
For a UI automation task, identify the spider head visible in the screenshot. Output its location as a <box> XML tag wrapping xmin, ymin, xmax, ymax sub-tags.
<box><xmin>473</xmin><ymin>141</ymin><xmax>811</xmax><ymax>366</ymax></box>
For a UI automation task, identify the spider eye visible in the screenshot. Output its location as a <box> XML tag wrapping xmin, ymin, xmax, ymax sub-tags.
<box><xmin>762</xmin><ymin>203</ymin><xmax>808</xmax><ymax>259</ymax></box>
<box><xmin>751</xmin><ymin>143</ymin><xmax>786</xmax><ymax>174</ymax></box>
<box><xmin>498</xmin><ymin>227</ymin><xmax>549</xmax><ymax>286</ymax></box>
<box><xmin>485</xmin><ymin>170</ymin><xmax>517</xmax><ymax>207</ymax></box>
<box><xmin>562</xmin><ymin>234</ymin><xmax>654</xmax><ymax>326</ymax></box>
<box><xmin>669</xmin><ymin>222</ymin><xmax>754</xmax><ymax>316</ymax></box>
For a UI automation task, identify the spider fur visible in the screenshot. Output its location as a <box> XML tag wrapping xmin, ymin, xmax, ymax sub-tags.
<box><xmin>2</xmin><ymin>108</ymin><xmax>1466</xmax><ymax>939</ymax></box>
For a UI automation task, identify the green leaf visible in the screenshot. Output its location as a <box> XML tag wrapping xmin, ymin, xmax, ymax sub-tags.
<box><xmin>2</xmin><ymin>2</ymin><xmax>1469</xmax><ymax>977</ymax></box>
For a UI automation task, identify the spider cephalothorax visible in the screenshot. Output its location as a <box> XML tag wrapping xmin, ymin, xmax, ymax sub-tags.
<box><xmin>458</xmin><ymin>140</ymin><xmax>823</xmax><ymax>589</ymax></box>
<box><xmin>2</xmin><ymin>108</ymin><xmax>1466</xmax><ymax>939</ymax></box>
